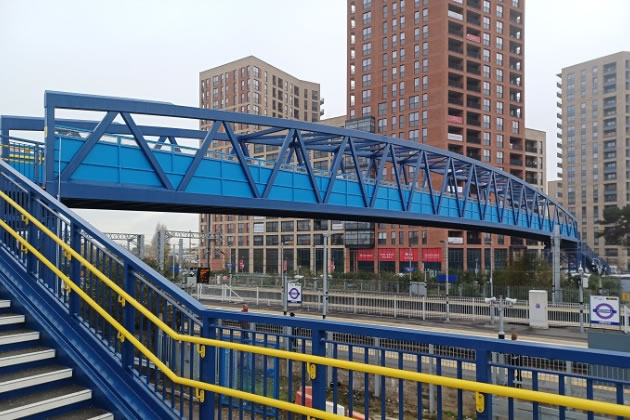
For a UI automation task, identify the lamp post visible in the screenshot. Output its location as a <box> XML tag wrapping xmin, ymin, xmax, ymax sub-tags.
<box><xmin>322</xmin><ymin>232</ymin><xmax>333</xmax><ymax>319</ymax></box>
<box><xmin>440</xmin><ymin>239</ymin><xmax>450</xmax><ymax>322</ymax></box>
<box><xmin>578</xmin><ymin>264</ymin><xmax>584</xmax><ymax>333</ymax></box>
<box><xmin>489</xmin><ymin>240</ymin><xmax>494</xmax><ymax>299</ymax></box>
<box><xmin>408</xmin><ymin>246</ymin><xmax>412</xmax><ymax>282</ymax></box>
<box><xmin>281</xmin><ymin>239</ymin><xmax>288</xmax><ymax>316</ymax></box>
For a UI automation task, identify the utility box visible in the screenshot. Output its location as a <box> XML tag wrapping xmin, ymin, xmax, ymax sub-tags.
<box><xmin>410</xmin><ymin>282</ymin><xmax>427</xmax><ymax>297</ymax></box>
<box><xmin>528</xmin><ymin>290</ymin><xmax>548</xmax><ymax>329</ymax></box>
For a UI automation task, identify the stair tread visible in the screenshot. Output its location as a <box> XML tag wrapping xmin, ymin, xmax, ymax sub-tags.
<box><xmin>0</xmin><ymin>364</ymin><xmax>70</xmax><ymax>383</ymax></box>
<box><xmin>0</xmin><ymin>329</ymin><xmax>37</xmax><ymax>338</ymax></box>
<box><xmin>0</xmin><ymin>346</ymin><xmax>52</xmax><ymax>359</ymax></box>
<box><xmin>0</xmin><ymin>314</ymin><xmax>22</xmax><ymax>319</ymax></box>
<box><xmin>48</xmin><ymin>406</ymin><xmax>111</xmax><ymax>420</ymax></box>
<box><xmin>0</xmin><ymin>384</ymin><xmax>89</xmax><ymax>411</ymax></box>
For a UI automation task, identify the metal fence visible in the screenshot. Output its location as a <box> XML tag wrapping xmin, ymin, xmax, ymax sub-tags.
<box><xmin>225</xmin><ymin>273</ymin><xmax>617</xmax><ymax>303</ymax></box>
<box><xmin>196</xmin><ymin>284</ymin><xmax>630</xmax><ymax>331</ymax></box>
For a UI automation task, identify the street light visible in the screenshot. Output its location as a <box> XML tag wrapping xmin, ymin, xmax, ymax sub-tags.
<box><xmin>280</xmin><ymin>239</ymin><xmax>291</xmax><ymax>316</ymax></box>
<box><xmin>440</xmin><ymin>239</ymin><xmax>450</xmax><ymax>322</ymax></box>
<box><xmin>577</xmin><ymin>265</ymin><xmax>585</xmax><ymax>333</ymax></box>
<box><xmin>322</xmin><ymin>232</ymin><xmax>333</xmax><ymax>319</ymax></box>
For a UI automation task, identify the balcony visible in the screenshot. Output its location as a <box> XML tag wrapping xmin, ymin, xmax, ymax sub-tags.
<box><xmin>510</xmin><ymin>158</ymin><xmax>523</xmax><ymax>166</ymax></box>
<box><xmin>526</xmin><ymin>159</ymin><xmax>538</xmax><ymax>169</ymax></box>
<box><xmin>448</xmin><ymin>90</ymin><xmax>464</xmax><ymax>106</ymax></box>
<box><xmin>465</xmin><ymin>33</ymin><xmax>481</xmax><ymax>43</ymax></box>
<box><xmin>526</xmin><ymin>175</ymin><xmax>539</xmax><ymax>185</ymax></box>
<box><xmin>526</xmin><ymin>146</ymin><xmax>538</xmax><ymax>153</ymax></box>
<box><xmin>448</xmin><ymin>56</ymin><xmax>464</xmax><ymax>71</ymax></box>
<box><xmin>448</xmin><ymin>115</ymin><xmax>464</xmax><ymax>124</ymax></box>
<box><xmin>509</xmin><ymin>142</ymin><xmax>523</xmax><ymax>151</ymax></box>
<box><xmin>448</xmin><ymin>21</ymin><xmax>464</xmax><ymax>37</ymax></box>
<box><xmin>448</xmin><ymin>133</ymin><xmax>464</xmax><ymax>141</ymax></box>
<box><xmin>448</xmin><ymin>10</ymin><xmax>464</xmax><ymax>21</ymax></box>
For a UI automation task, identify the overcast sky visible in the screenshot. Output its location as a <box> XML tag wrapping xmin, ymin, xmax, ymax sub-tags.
<box><xmin>0</xmin><ymin>0</ymin><xmax>628</xmax><ymax>241</ymax></box>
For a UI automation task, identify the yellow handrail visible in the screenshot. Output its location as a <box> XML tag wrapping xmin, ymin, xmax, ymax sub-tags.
<box><xmin>1</xmin><ymin>189</ymin><xmax>629</xmax><ymax>418</ymax></box>
<box><xmin>0</xmin><ymin>216</ymin><xmax>347</xmax><ymax>419</ymax></box>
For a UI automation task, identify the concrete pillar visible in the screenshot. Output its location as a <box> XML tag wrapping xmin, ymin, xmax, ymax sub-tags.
<box><xmin>552</xmin><ymin>225</ymin><xmax>561</xmax><ymax>304</ymax></box>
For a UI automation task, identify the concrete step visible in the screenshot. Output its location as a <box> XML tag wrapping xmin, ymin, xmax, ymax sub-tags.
<box><xmin>0</xmin><ymin>346</ymin><xmax>56</xmax><ymax>368</ymax></box>
<box><xmin>49</xmin><ymin>406</ymin><xmax>114</xmax><ymax>420</ymax></box>
<box><xmin>0</xmin><ymin>329</ymin><xmax>39</xmax><ymax>346</ymax></box>
<box><xmin>0</xmin><ymin>384</ymin><xmax>92</xmax><ymax>419</ymax></box>
<box><xmin>0</xmin><ymin>364</ymin><xmax>72</xmax><ymax>393</ymax></box>
<box><xmin>0</xmin><ymin>314</ymin><xmax>25</xmax><ymax>326</ymax></box>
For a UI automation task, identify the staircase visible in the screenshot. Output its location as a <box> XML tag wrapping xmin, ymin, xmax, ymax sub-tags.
<box><xmin>0</xmin><ymin>298</ymin><xmax>112</xmax><ymax>419</ymax></box>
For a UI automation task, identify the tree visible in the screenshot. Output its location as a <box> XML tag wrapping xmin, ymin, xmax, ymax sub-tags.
<box><xmin>597</xmin><ymin>205</ymin><xmax>630</xmax><ymax>248</ymax></box>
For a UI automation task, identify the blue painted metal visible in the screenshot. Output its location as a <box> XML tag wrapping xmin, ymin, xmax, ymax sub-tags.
<box><xmin>4</xmin><ymin>92</ymin><xmax>582</xmax><ymax>244</ymax></box>
<box><xmin>0</xmin><ymin>146</ymin><xmax>630</xmax><ymax>418</ymax></box>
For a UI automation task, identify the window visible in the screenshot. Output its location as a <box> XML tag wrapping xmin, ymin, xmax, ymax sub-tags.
<box><xmin>266</xmin><ymin>222</ymin><xmax>278</xmax><ymax>232</ymax></box>
<box><xmin>496</xmin><ymin>5</ymin><xmax>503</xmax><ymax>18</ymax></box>
<box><xmin>409</xmin><ymin>112</ymin><xmax>419</xmax><ymax>126</ymax></box>
<box><xmin>483</xmin><ymin>132</ymin><xmax>491</xmax><ymax>146</ymax></box>
<box><xmin>281</xmin><ymin>221</ymin><xmax>294</xmax><ymax>232</ymax></box>
<box><xmin>422</xmin><ymin>8</ymin><xmax>428</xmax><ymax>21</ymax></box>
<box><xmin>422</xmin><ymin>75</ymin><xmax>429</xmax><ymax>89</ymax></box>
<box><xmin>496</xmin><ymin>151</ymin><xmax>504</xmax><ymax>163</ymax></box>
<box><xmin>512</xmin><ymin>120</ymin><xmax>519</xmax><ymax>134</ymax></box>
<box><xmin>422</xmin><ymin>25</ymin><xmax>428</xmax><ymax>39</ymax></box>
<box><xmin>496</xmin><ymin>21</ymin><xmax>503</xmax><ymax>34</ymax></box>
<box><xmin>362</xmin><ymin>26</ymin><xmax>372</xmax><ymax>40</ymax></box>
<box><xmin>483</xmin><ymin>114</ymin><xmax>491</xmax><ymax>129</ymax></box>
<box><xmin>483</xmin><ymin>149</ymin><xmax>490</xmax><ymax>162</ymax></box>
<box><xmin>496</xmin><ymin>68</ymin><xmax>503</xmax><ymax>82</ymax></box>
<box><xmin>483</xmin><ymin>98</ymin><xmax>491</xmax><ymax>112</ymax></box>
<box><xmin>496</xmin><ymin>101</ymin><xmax>503</xmax><ymax>114</ymax></box>
<box><xmin>378</xmin><ymin>232</ymin><xmax>386</xmax><ymax>244</ymax></box>
<box><xmin>482</xmin><ymin>33</ymin><xmax>490</xmax><ymax>46</ymax></box>
<box><xmin>408</xmin><ymin>231</ymin><xmax>418</xmax><ymax>245</ymax></box>
<box><xmin>496</xmin><ymin>85</ymin><xmax>503</xmax><ymax>98</ymax></box>
<box><xmin>297</xmin><ymin>220</ymin><xmax>311</xmax><ymax>231</ymax></box>
<box><xmin>496</xmin><ymin>117</ymin><xmax>504</xmax><ymax>131</ymax></box>
<box><xmin>496</xmin><ymin>52</ymin><xmax>503</xmax><ymax>66</ymax></box>
<box><xmin>496</xmin><ymin>134</ymin><xmax>504</xmax><ymax>148</ymax></box>
<box><xmin>363</xmin><ymin>11</ymin><xmax>372</xmax><ymax>24</ymax></box>
<box><xmin>483</xmin><ymin>16</ymin><xmax>490</xmax><ymax>30</ymax></box>
<box><xmin>483</xmin><ymin>81</ymin><xmax>490</xmax><ymax>95</ymax></box>
<box><xmin>483</xmin><ymin>65</ymin><xmax>490</xmax><ymax>78</ymax></box>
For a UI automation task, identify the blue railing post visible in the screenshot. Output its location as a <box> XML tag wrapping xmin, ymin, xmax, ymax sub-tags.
<box><xmin>311</xmin><ymin>327</ymin><xmax>327</xmax><ymax>412</ymax></box>
<box><xmin>200</xmin><ymin>314</ymin><xmax>216</xmax><ymax>418</ymax></box>
<box><xmin>68</xmin><ymin>221</ymin><xmax>81</xmax><ymax>316</ymax></box>
<box><xmin>121</xmin><ymin>262</ymin><xmax>136</xmax><ymax>370</ymax></box>
<box><xmin>475</xmin><ymin>346</ymin><xmax>493</xmax><ymax>420</ymax></box>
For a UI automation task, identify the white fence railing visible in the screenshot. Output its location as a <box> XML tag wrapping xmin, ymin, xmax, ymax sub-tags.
<box><xmin>196</xmin><ymin>284</ymin><xmax>630</xmax><ymax>331</ymax></box>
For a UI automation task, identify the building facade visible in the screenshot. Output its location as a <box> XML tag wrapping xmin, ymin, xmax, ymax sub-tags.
<box><xmin>557</xmin><ymin>51</ymin><xmax>630</xmax><ymax>271</ymax></box>
<box><xmin>198</xmin><ymin>56</ymin><xmax>349</xmax><ymax>275</ymax></box>
<box><xmin>347</xmin><ymin>0</ymin><xmax>526</xmax><ymax>273</ymax></box>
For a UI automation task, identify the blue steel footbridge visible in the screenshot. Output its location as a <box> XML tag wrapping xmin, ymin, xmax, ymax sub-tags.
<box><xmin>1</xmin><ymin>91</ymin><xmax>579</xmax><ymax>245</ymax></box>
<box><xmin>0</xmin><ymin>91</ymin><xmax>625</xmax><ymax>419</ymax></box>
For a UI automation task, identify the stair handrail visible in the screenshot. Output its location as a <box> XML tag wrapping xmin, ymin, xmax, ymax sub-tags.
<box><xmin>1</xmin><ymin>190</ymin><xmax>630</xmax><ymax>418</ymax></box>
<box><xmin>0</xmin><ymin>195</ymin><xmax>348</xmax><ymax>420</ymax></box>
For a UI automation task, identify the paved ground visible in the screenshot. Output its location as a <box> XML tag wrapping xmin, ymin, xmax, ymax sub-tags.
<box><xmin>201</xmin><ymin>300</ymin><xmax>594</xmax><ymax>348</ymax></box>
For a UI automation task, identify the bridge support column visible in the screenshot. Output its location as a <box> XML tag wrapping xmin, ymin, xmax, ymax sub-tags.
<box><xmin>311</xmin><ymin>328</ymin><xmax>327</xmax><ymax>412</ymax></box>
<box><xmin>199</xmin><ymin>315</ymin><xmax>216</xmax><ymax>418</ymax></box>
<box><xmin>475</xmin><ymin>347</ymin><xmax>492</xmax><ymax>420</ymax></box>
<box><xmin>552</xmin><ymin>225</ymin><xmax>561</xmax><ymax>304</ymax></box>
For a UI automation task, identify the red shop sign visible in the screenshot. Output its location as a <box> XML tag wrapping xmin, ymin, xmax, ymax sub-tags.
<box><xmin>357</xmin><ymin>249</ymin><xmax>375</xmax><ymax>261</ymax></box>
<box><xmin>378</xmin><ymin>248</ymin><xmax>396</xmax><ymax>262</ymax></box>
<box><xmin>399</xmin><ymin>248</ymin><xmax>419</xmax><ymax>262</ymax></box>
<box><xmin>422</xmin><ymin>248</ymin><xmax>442</xmax><ymax>262</ymax></box>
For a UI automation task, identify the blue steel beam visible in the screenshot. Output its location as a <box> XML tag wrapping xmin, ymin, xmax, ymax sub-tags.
<box><xmin>11</xmin><ymin>91</ymin><xmax>581</xmax><ymax>243</ymax></box>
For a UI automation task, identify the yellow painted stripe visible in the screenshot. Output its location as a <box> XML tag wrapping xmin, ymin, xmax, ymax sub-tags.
<box><xmin>0</xmin><ymin>190</ymin><xmax>629</xmax><ymax>418</ymax></box>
